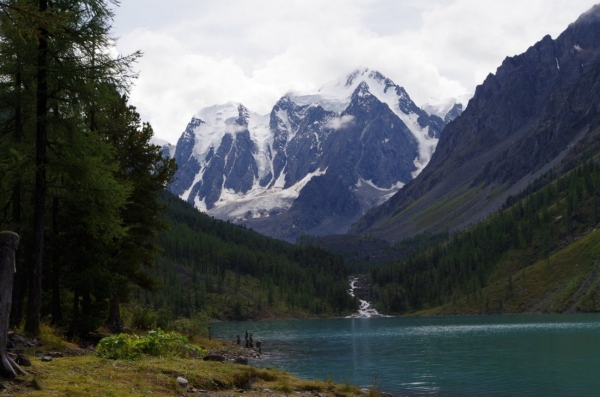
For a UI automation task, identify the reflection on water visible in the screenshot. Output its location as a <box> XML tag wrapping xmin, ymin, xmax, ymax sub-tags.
<box><xmin>212</xmin><ymin>314</ymin><xmax>600</xmax><ymax>396</ymax></box>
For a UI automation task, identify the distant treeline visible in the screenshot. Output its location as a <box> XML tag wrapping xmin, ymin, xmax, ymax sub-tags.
<box><xmin>135</xmin><ymin>192</ymin><xmax>358</xmax><ymax>320</ymax></box>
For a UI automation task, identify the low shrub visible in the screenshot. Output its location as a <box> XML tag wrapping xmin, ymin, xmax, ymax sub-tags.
<box><xmin>39</xmin><ymin>324</ymin><xmax>65</xmax><ymax>350</ymax></box>
<box><xmin>129</xmin><ymin>306</ymin><xmax>158</xmax><ymax>330</ymax></box>
<box><xmin>96</xmin><ymin>329</ymin><xmax>205</xmax><ymax>360</ymax></box>
<box><xmin>172</xmin><ymin>311</ymin><xmax>210</xmax><ymax>339</ymax></box>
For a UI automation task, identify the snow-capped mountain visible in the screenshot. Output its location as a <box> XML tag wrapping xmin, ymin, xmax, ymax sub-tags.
<box><xmin>151</xmin><ymin>137</ymin><xmax>176</xmax><ymax>158</ymax></box>
<box><xmin>422</xmin><ymin>96</ymin><xmax>468</xmax><ymax>124</ymax></box>
<box><xmin>169</xmin><ymin>68</ymin><xmax>461</xmax><ymax>241</ymax></box>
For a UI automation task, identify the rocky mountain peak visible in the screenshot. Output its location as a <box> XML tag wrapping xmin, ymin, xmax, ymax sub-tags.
<box><xmin>169</xmin><ymin>68</ymin><xmax>455</xmax><ymax>241</ymax></box>
<box><xmin>572</xmin><ymin>3</ymin><xmax>600</xmax><ymax>27</ymax></box>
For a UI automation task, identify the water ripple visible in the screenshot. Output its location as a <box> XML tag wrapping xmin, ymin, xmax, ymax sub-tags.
<box><xmin>214</xmin><ymin>314</ymin><xmax>600</xmax><ymax>397</ymax></box>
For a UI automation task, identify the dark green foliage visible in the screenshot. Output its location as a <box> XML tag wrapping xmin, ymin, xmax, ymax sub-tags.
<box><xmin>0</xmin><ymin>0</ymin><xmax>175</xmax><ymax>336</ymax></box>
<box><xmin>136</xmin><ymin>192</ymin><xmax>358</xmax><ymax>320</ymax></box>
<box><xmin>371</xmin><ymin>160</ymin><xmax>600</xmax><ymax>313</ymax></box>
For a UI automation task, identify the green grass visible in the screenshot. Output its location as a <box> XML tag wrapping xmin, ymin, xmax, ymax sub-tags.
<box><xmin>380</xmin><ymin>183</ymin><xmax>481</xmax><ymax>232</ymax></box>
<box><xmin>5</xmin><ymin>343</ymin><xmax>361</xmax><ymax>397</ymax></box>
<box><xmin>412</xmin><ymin>185</ymin><xmax>476</xmax><ymax>225</ymax></box>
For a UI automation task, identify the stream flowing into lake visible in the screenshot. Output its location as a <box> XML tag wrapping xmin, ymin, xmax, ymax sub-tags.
<box><xmin>345</xmin><ymin>277</ymin><xmax>386</xmax><ymax>318</ymax></box>
<box><xmin>212</xmin><ymin>314</ymin><xmax>600</xmax><ymax>396</ymax></box>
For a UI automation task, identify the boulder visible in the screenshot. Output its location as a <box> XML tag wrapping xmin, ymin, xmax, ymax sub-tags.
<box><xmin>176</xmin><ymin>376</ymin><xmax>188</xmax><ymax>388</ymax></box>
<box><xmin>16</xmin><ymin>354</ymin><xmax>31</xmax><ymax>366</ymax></box>
<box><xmin>234</xmin><ymin>357</ymin><xmax>248</xmax><ymax>365</ymax></box>
<box><xmin>203</xmin><ymin>354</ymin><xmax>225</xmax><ymax>362</ymax></box>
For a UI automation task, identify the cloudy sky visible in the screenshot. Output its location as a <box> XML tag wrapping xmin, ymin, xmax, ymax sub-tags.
<box><xmin>111</xmin><ymin>0</ymin><xmax>599</xmax><ymax>144</ymax></box>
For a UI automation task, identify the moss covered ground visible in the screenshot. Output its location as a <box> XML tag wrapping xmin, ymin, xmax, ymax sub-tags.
<box><xmin>1</xmin><ymin>336</ymin><xmax>361</xmax><ymax>397</ymax></box>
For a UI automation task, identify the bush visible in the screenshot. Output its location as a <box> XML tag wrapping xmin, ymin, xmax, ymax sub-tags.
<box><xmin>39</xmin><ymin>324</ymin><xmax>65</xmax><ymax>350</ymax></box>
<box><xmin>96</xmin><ymin>329</ymin><xmax>205</xmax><ymax>360</ymax></box>
<box><xmin>172</xmin><ymin>311</ymin><xmax>210</xmax><ymax>339</ymax></box>
<box><xmin>130</xmin><ymin>306</ymin><xmax>158</xmax><ymax>330</ymax></box>
<box><xmin>155</xmin><ymin>307</ymin><xmax>174</xmax><ymax>330</ymax></box>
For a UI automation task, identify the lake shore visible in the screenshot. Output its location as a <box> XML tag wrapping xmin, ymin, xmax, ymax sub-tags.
<box><xmin>1</xmin><ymin>334</ymin><xmax>367</xmax><ymax>397</ymax></box>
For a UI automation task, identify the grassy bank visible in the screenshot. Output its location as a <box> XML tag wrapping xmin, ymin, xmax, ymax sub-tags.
<box><xmin>1</xmin><ymin>336</ymin><xmax>362</xmax><ymax>397</ymax></box>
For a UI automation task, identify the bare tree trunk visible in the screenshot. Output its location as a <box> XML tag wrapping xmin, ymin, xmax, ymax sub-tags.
<box><xmin>106</xmin><ymin>293</ymin><xmax>123</xmax><ymax>332</ymax></box>
<box><xmin>25</xmin><ymin>0</ymin><xmax>49</xmax><ymax>336</ymax></box>
<box><xmin>0</xmin><ymin>231</ymin><xmax>26</xmax><ymax>377</ymax></box>
<box><xmin>51</xmin><ymin>197</ymin><xmax>62</xmax><ymax>324</ymax></box>
<box><xmin>9</xmin><ymin>52</ymin><xmax>24</xmax><ymax>330</ymax></box>
<box><xmin>68</xmin><ymin>289</ymin><xmax>80</xmax><ymax>338</ymax></box>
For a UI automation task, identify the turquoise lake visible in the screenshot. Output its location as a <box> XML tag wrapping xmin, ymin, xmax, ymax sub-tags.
<box><xmin>211</xmin><ymin>314</ymin><xmax>600</xmax><ymax>396</ymax></box>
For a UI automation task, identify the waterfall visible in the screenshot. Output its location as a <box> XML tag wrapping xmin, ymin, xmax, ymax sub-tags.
<box><xmin>346</xmin><ymin>276</ymin><xmax>387</xmax><ymax>318</ymax></box>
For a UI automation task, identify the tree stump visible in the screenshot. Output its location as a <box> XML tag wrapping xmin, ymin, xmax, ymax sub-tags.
<box><xmin>0</xmin><ymin>231</ymin><xmax>26</xmax><ymax>378</ymax></box>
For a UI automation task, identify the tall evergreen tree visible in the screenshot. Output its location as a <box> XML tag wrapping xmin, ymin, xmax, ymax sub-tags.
<box><xmin>95</xmin><ymin>88</ymin><xmax>176</xmax><ymax>331</ymax></box>
<box><xmin>0</xmin><ymin>0</ymin><xmax>139</xmax><ymax>335</ymax></box>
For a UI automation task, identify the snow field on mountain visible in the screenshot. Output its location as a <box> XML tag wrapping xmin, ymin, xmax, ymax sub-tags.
<box><xmin>172</xmin><ymin>68</ymin><xmax>461</xmax><ymax>226</ymax></box>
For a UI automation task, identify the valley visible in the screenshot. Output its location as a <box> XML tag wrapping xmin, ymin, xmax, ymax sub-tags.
<box><xmin>2</xmin><ymin>2</ymin><xmax>600</xmax><ymax>396</ymax></box>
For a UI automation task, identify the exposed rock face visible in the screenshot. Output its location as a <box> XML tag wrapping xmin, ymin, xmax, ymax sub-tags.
<box><xmin>169</xmin><ymin>68</ymin><xmax>459</xmax><ymax>241</ymax></box>
<box><xmin>351</xmin><ymin>4</ymin><xmax>600</xmax><ymax>242</ymax></box>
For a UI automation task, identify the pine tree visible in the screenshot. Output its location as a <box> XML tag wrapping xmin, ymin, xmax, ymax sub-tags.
<box><xmin>0</xmin><ymin>0</ymin><xmax>139</xmax><ymax>335</ymax></box>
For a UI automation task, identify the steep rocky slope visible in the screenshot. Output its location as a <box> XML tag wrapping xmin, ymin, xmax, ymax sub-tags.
<box><xmin>351</xmin><ymin>5</ymin><xmax>600</xmax><ymax>242</ymax></box>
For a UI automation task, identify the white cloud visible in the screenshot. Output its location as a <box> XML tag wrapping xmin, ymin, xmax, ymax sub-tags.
<box><xmin>326</xmin><ymin>115</ymin><xmax>356</xmax><ymax>131</ymax></box>
<box><xmin>111</xmin><ymin>0</ymin><xmax>599</xmax><ymax>144</ymax></box>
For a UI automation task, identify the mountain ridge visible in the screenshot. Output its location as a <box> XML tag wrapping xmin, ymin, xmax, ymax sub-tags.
<box><xmin>350</xmin><ymin>5</ymin><xmax>600</xmax><ymax>242</ymax></box>
<box><xmin>168</xmin><ymin>68</ymin><xmax>463</xmax><ymax>241</ymax></box>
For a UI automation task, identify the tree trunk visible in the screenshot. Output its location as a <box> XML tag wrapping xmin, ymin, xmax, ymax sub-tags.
<box><xmin>10</xmin><ymin>53</ymin><xmax>24</xmax><ymax>329</ymax></box>
<box><xmin>0</xmin><ymin>231</ymin><xmax>26</xmax><ymax>378</ymax></box>
<box><xmin>106</xmin><ymin>293</ymin><xmax>123</xmax><ymax>332</ymax></box>
<box><xmin>68</xmin><ymin>289</ymin><xmax>80</xmax><ymax>338</ymax></box>
<box><xmin>25</xmin><ymin>0</ymin><xmax>49</xmax><ymax>336</ymax></box>
<box><xmin>9</xmin><ymin>187</ymin><xmax>24</xmax><ymax>328</ymax></box>
<box><xmin>51</xmin><ymin>197</ymin><xmax>62</xmax><ymax>324</ymax></box>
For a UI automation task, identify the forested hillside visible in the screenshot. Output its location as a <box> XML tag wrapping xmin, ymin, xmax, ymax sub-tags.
<box><xmin>134</xmin><ymin>192</ymin><xmax>358</xmax><ymax>321</ymax></box>
<box><xmin>370</xmin><ymin>155</ymin><xmax>600</xmax><ymax>315</ymax></box>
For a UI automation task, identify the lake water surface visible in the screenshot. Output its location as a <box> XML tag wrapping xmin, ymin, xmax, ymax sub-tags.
<box><xmin>212</xmin><ymin>314</ymin><xmax>600</xmax><ymax>396</ymax></box>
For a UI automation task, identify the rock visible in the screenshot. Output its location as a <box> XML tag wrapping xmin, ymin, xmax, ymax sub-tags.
<box><xmin>41</xmin><ymin>356</ymin><xmax>53</xmax><ymax>362</ymax></box>
<box><xmin>381</xmin><ymin>393</ymin><xmax>393</xmax><ymax>397</ymax></box>
<box><xmin>6</xmin><ymin>340</ymin><xmax>15</xmax><ymax>349</ymax></box>
<box><xmin>34</xmin><ymin>350</ymin><xmax>44</xmax><ymax>357</ymax></box>
<box><xmin>16</xmin><ymin>354</ymin><xmax>31</xmax><ymax>366</ymax></box>
<box><xmin>203</xmin><ymin>354</ymin><xmax>225</xmax><ymax>362</ymax></box>
<box><xmin>234</xmin><ymin>357</ymin><xmax>248</xmax><ymax>365</ymax></box>
<box><xmin>360</xmin><ymin>388</ymin><xmax>370</xmax><ymax>394</ymax></box>
<box><xmin>47</xmin><ymin>351</ymin><xmax>64</xmax><ymax>358</ymax></box>
<box><xmin>176</xmin><ymin>377</ymin><xmax>188</xmax><ymax>387</ymax></box>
